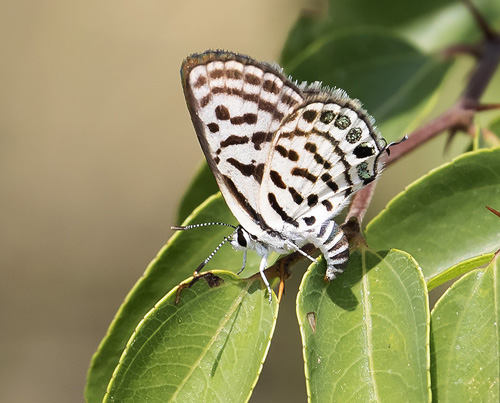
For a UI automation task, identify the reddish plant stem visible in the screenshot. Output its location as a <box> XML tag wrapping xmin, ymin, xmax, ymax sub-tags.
<box><xmin>344</xmin><ymin>6</ymin><xmax>500</xmax><ymax>229</ymax></box>
<box><xmin>265</xmin><ymin>3</ymin><xmax>500</xmax><ymax>279</ymax></box>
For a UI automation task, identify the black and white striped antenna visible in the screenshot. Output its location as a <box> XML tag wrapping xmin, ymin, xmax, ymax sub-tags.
<box><xmin>171</xmin><ymin>222</ymin><xmax>237</xmax><ymax>273</ymax></box>
<box><xmin>194</xmin><ymin>235</ymin><xmax>233</xmax><ymax>273</ymax></box>
<box><xmin>171</xmin><ymin>222</ymin><xmax>236</xmax><ymax>231</ymax></box>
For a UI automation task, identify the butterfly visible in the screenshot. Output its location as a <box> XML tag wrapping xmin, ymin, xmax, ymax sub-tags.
<box><xmin>174</xmin><ymin>50</ymin><xmax>387</xmax><ymax>301</ymax></box>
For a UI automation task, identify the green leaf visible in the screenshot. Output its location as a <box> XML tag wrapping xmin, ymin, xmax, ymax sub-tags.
<box><xmin>366</xmin><ymin>148</ymin><xmax>500</xmax><ymax>282</ymax></box>
<box><xmin>430</xmin><ymin>255</ymin><xmax>500</xmax><ymax>401</ymax></box>
<box><xmin>323</xmin><ymin>0</ymin><xmax>498</xmax><ymax>34</ymax></box>
<box><xmin>282</xmin><ymin>0</ymin><xmax>500</xmax><ymax>57</ymax></box>
<box><xmin>282</xmin><ymin>29</ymin><xmax>451</xmax><ymax>142</ymax></box>
<box><xmin>396</xmin><ymin>0</ymin><xmax>500</xmax><ymax>52</ymax></box>
<box><xmin>427</xmin><ymin>253</ymin><xmax>494</xmax><ymax>291</ymax></box>
<box><xmin>490</xmin><ymin>116</ymin><xmax>500</xmax><ymax>136</ymax></box>
<box><xmin>483</xmin><ymin>117</ymin><xmax>500</xmax><ymax>148</ymax></box>
<box><xmin>297</xmin><ymin>248</ymin><xmax>430</xmax><ymax>402</ymax></box>
<box><xmin>468</xmin><ymin>119</ymin><xmax>500</xmax><ymax>151</ymax></box>
<box><xmin>104</xmin><ymin>271</ymin><xmax>278</xmax><ymax>402</ymax></box>
<box><xmin>176</xmin><ymin>162</ymin><xmax>218</xmax><ymax>223</ymax></box>
<box><xmin>85</xmin><ymin>194</ymin><xmax>261</xmax><ymax>403</ymax></box>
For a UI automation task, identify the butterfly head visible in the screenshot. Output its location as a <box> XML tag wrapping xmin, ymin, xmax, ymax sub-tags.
<box><xmin>230</xmin><ymin>226</ymin><xmax>255</xmax><ymax>252</ymax></box>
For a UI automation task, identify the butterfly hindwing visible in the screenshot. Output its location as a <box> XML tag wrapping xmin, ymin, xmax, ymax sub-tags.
<box><xmin>181</xmin><ymin>51</ymin><xmax>304</xmax><ymax>235</ymax></box>
<box><xmin>260</xmin><ymin>90</ymin><xmax>386</xmax><ymax>235</ymax></box>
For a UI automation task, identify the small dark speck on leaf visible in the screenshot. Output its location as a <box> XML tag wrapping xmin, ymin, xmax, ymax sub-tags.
<box><xmin>203</xmin><ymin>272</ymin><xmax>224</xmax><ymax>288</ymax></box>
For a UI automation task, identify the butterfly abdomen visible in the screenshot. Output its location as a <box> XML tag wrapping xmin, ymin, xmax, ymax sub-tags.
<box><xmin>308</xmin><ymin>220</ymin><xmax>349</xmax><ymax>281</ymax></box>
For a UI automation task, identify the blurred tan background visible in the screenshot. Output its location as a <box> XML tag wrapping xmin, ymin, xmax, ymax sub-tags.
<box><xmin>0</xmin><ymin>1</ymin><xmax>311</xmax><ymax>401</ymax></box>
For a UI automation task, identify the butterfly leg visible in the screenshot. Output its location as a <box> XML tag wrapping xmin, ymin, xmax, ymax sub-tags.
<box><xmin>258</xmin><ymin>253</ymin><xmax>273</xmax><ymax>303</ymax></box>
<box><xmin>237</xmin><ymin>250</ymin><xmax>247</xmax><ymax>275</ymax></box>
<box><xmin>284</xmin><ymin>240</ymin><xmax>317</xmax><ymax>263</ymax></box>
<box><xmin>309</xmin><ymin>221</ymin><xmax>349</xmax><ymax>281</ymax></box>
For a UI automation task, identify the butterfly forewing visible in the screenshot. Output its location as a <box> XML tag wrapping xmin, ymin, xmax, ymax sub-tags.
<box><xmin>182</xmin><ymin>51</ymin><xmax>304</xmax><ymax>235</ymax></box>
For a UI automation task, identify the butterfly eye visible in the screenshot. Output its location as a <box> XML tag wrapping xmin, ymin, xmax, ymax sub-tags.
<box><xmin>237</xmin><ymin>227</ymin><xmax>248</xmax><ymax>247</ymax></box>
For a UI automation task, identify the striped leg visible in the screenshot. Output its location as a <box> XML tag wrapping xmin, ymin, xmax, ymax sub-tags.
<box><xmin>309</xmin><ymin>221</ymin><xmax>349</xmax><ymax>281</ymax></box>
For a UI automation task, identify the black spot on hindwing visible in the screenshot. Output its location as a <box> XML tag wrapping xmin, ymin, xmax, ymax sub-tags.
<box><xmin>321</xmin><ymin>173</ymin><xmax>339</xmax><ymax>192</ymax></box>
<box><xmin>288</xmin><ymin>150</ymin><xmax>299</xmax><ymax>161</ymax></box>
<box><xmin>322</xmin><ymin>199</ymin><xmax>333</xmax><ymax>211</ymax></box>
<box><xmin>302</xmin><ymin>110</ymin><xmax>317</xmax><ymax>123</ymax></box>
<box><xmin>288</xmin><ymin>187</ymin><xmax>303</xmax><ymax>204</ymax></box>
<box><xmin>307</xmin><ymin>194</ymin><xmax>318</xmax><ymax>207</ymax></box>
<box><xmin>335</xmin><ymin>114</ymin><xmax>351</xmax><ymax>129</ymax></box>
<box><xmin>270</xmin><ymin>170</ymin><xmax>286</xmax><ymax>189</ymax></box>
<box><xmin>303</xmin><ymin>216</ymin><xmax>316</xmax><ymax>226</ymax></box>
<box><xmin>320</xmin><ymin>111</ymin><xmax>335</xmax><ymax>124</ymax></box>
<box><xmin>354</xmin><ymin>143</ymin><xmax>375</xmax><ymax>158</ymax></box>
<box><xmin>291</xmin><ymin>168</ymin><xmax>317</xmax><ymax>183</ymax></box>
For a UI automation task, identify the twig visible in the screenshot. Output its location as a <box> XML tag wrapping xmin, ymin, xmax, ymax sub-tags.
<box><xmin>463</xmin><ymin>0</ymin><xmax>497</xmax><ymax>40</ymax></box>
<box><xmin>376</xmin><ymin>2</ymin><xmax>500</xmax><ymax>167</ymax></box>
<box><xmin>345</xmin><ymin>2</ymin><xmax>500</xmax><ymax>230</ymax></box>
<box><xmin>263</xmin><ymin>2</ymin><xmax>500</xmax><ymax>283</ymax></box>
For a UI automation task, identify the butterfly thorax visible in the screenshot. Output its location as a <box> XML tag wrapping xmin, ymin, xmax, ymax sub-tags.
<box><xmin>230</xmin><ymin>225</ymin><xmax>297</xmax><ymax>257</ymax></box>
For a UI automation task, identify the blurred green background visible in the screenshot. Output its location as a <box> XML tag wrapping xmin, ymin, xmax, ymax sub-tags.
<box><xmin>0</xmin><ymin>1</ymin><xmax>486</xmax><ymax>402</ymax></box>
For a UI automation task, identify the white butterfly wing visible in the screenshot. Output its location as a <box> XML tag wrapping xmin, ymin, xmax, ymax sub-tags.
<box><xmin>181</xmin><ymin>51</ymin><xmax>304</xmax><ymax>236</ymax></box>
<box><xmin>259</xmin><ymin>90</ymin><xmax>386</xmax><ymax>235</ymax></box>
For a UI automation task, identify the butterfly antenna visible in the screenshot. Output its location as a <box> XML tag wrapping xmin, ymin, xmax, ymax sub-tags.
<box><xmin>195</xmin><ymin>235</ymin><xmax>232</xmax><ymax>273</ymax></box>
<box><xmin>385</xmin><ymin>135</ymin><xmax>408</xmax><ymax>156</ymax></box>
<box><xmin>171</xmin><ymin>222</ymin><xmax>237</xmax><ymax>231</ymax></box>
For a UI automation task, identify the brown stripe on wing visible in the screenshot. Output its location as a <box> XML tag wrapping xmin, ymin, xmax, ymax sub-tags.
<box><xmin>304</xmin><ymin>142</ymin><xmax>331</xmax><ymax>169</ymax></box>
<box><xmin>270</xmin><ymin>170</ymin><xmax>286</xmax><ymax>189</ymax></box>
<box><xmin>226</xmin><ymin>158</ymin><xmax>264</xmax><ymax>184</ymax></box>
<box><xmin>222</xmin><ymin>175</ymin><xmax>260</xmax><ymax>224</ymax></box>
<box><xmin>244</xmin><ymin>73</ymin><xmax>261</xmax><ymax>85</ymax></box>
<box><xmin>291</xmin><ymin>167</ymin><xmax>317</xmax><ymax>183</ymax></box>
<box><xmin>225</xmin><ymin>69</ymin><xmax>243</xmax><ymax>80</ymax></box>
<box><xmin>322</xmin><ymin>199</ymin><xmax>333</xmax><ymax>211</ymax></box>
<box><xmin>263</xmin><ymin>79</ymin><xmax>281</xmax><ymax>95</ymax></box>
<box><xmin>288</xmin><ymin>187</ymin><xmax>304</xmax><ymax>205</ymax></box>
<box><xmin>267</xmin><ymin>192</ymin><xmax>298</xmax><ymax>227</ymax></box>
<box><xmin>220</xmin><ymin>135</ymin><xmax>249</xmax><ymax>148</ymax></box>
<box><xmin>230</xmin><ymin>113</ymin><xmax>258</xmax><ymax>125</ymax></box>
<box><xmin>251</xmin><ymin>131</ymin><xmax>273</xmax><ymax>150</ymax></box>
<box><xmin>320</xmin><ymin>173</ymin><xmax>339</xmax><ymax>192</ymax></box>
